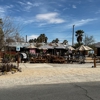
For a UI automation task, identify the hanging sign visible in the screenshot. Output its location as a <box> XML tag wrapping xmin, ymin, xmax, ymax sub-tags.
<box><xmin>16</xmin><ymin>46</ymin><xmax>20</xmax><ymax>51</ymax></box>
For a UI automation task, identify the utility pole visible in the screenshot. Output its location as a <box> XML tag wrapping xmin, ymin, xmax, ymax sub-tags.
<box><xmin>26</xmin><ymin>35</ymin><xmax>27</xmax><ymax>43</ymax></box>
<box><xmin>84</xmin><ymin>33</ymin><xmax>86</xmax><ymax>45</ymax></box>
<box><xmin>72</xmin><ymin>25</ymin><xmax>75</xmax><ymax>46</ymax></box>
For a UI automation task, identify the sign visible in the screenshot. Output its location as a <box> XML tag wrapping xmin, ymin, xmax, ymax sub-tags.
<box><xmin>16</xmin><ymin>46</ymin><xmax>20</xmax><ymax>51</ymax></box>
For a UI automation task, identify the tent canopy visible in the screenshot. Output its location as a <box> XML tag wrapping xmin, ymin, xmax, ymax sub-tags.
<box><xmin>26</xmin><ymin>43</ymin><xmax>37</xmax><ymax>49</ymax></box>
<box><xmin>66</xmin><ymin>46</ymin><xmax>75</xmax><ymax>51</ymax></box>
<box><xmin>76</xmin><ymin>45</ymin><xmax>93</xmax><ymax>51</ymax></box>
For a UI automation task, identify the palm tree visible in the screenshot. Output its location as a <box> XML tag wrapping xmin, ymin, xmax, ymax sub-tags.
<box><xmin>51</xmin><ymin>38</ymin><xmax>59</xmax><ymax>43</ymax></box>
<box><xmin>29</xmin><ymin>39</ymin><xmax>34</xmax><ymax>43</ymax></box>
<box><xmin>39</xmin><ymin>33</ymin><xmax>45</xmax><ymax>42</ymax></box>
<box><xmin>63</xmin><ymin>40</ymin><xmax>68</xmax><ymax>45</ymax></box>
<box><xmin>52</xmin><ymin>40</ymin><xmax>56</xmax><ymax>43</ymax></box>
<box><xmin>75</xmin><ymin>30</ymin><xmax>84</xmax><ymax>45</ymax></box>
<box><xmin>45</xmin><ymin>37</ymin><xmax>48</xmax><ymax>43</ymax></box>
<box><xmin>36</xmin><ymin>33</ymin><xmax>47</xmax><ymax>43</ymax></box>
<box><xmin>33</xmin><ymin>38</ymin><xmax>37</xmax><ymax>43</ymax></box>
<box><xmin>55</xmin><ymin>38</ymin><xmax>59</xmax><ymax>43</ymax></box>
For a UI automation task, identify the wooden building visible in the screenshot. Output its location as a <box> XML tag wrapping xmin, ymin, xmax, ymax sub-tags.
<box><xmin>95</xmin><ymin>42</ymin><xmax>100</xmax><ymax>56</ymax></box>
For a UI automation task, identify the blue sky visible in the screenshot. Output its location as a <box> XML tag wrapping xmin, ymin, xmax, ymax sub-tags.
<box><xmin>0</xmin><ymin>0</ymin><xmax>100</xmax><ymax>45</ymax></box>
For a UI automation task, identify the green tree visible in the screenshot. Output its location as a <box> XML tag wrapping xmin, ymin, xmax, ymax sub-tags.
<box><xmin>52</xmin><ymin>40</ymin><xmax>56</xmax><ymax>43</ymax></box>
<box><xmin>29</xmin><ymin>33</ymin><xmax>48</xmax><ymax>43</ymax></box>
<box><xmin>74</xmin><ymin>42</ymin><xmax>83</xmax><ymax>48</ymax></box>
<box><xmin>75</xmin><ymin>30</ymin><xmax>84</xmax><ymax>45</ymax></box>
<box><xmin>45</xmin><ymin>37</ymin><xmax>48</xmax><ymax>43</ymax></box>
<box><xmin>33</xmin><ymin>38</ymin><xmax>37</xmax><ymax>43</ymax></box>
<box><xmin>63</xmin><ymin>40</ymin><xmax>68</xmax><ymax>44</ymax></box>
<box><xmin>55</xmin><ymin>38</ymin><xmax>59</xmax><ymax>43</ymax></box>
<box><xmin>52</xmin><ymin>38</ymin><xmax>59</xmax><ymax>43</ymax></box>
<box><xmin>29</xmin><ymin>39</ymin><xmax>34</xmax><ymax>43</ymax></box>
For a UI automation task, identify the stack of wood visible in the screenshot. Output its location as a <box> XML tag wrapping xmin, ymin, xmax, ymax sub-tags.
<box><xmin>30</xmin><ymin>56</ymin><xmax>47</xmax><ymax>63</ymax></box>
<box><xmin>30</xmin><ymin>55</ymin><xmax>66</xmax><ymax>63</ymax></box>
<box><xmin>51</xmin><ymin>56</ymin><xmax>66</xmax><ymax>63</ymax></box>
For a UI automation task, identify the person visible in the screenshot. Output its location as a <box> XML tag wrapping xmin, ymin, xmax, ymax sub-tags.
<box><xmin>68</xmin><ymin>49</ymin><xmax>72</xmax><ymax>57</ymax></box>
<box><xmin>15</xmin><ymin>52</ymin><xmax>20</xmax><ymax>63</ymax></box>
<box><xmin>20</xmin><ymin>52</ymin><xmax>28</xmax><ymax>63</ymax></box>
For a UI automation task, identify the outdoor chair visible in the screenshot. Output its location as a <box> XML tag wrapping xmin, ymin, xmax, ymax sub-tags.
<box><xmin>78</xmin><ymin>56</ymin><xmax>85</xmax><ymax>64</ymax></box>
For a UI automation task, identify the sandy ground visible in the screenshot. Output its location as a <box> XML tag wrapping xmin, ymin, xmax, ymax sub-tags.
<box><xmin>0</xmin><ymin>61</ymin><xmax>100</xmax><ymax>88</ymax></box>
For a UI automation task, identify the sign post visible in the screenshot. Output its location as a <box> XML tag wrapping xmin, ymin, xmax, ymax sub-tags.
<box><xmin>94</xmin><ymin>57</ymin><xmax>96</xmax><ymax>68</ymax></box>
<box><xmin>16</xmin><ymin>46</ymin><xmax>20</xmax><ymax>52</ymax></box>
<box><xmin>16</xmin><ymin>46</ymin><xmax>20</xmax><ymax>68</ymax></box>
<box><xmin>92</xmin><ymin>54</ymin><xmax>96</xmax><ymax>68</ymax></box>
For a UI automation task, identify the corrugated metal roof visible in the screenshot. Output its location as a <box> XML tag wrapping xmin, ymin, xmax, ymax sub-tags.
<box><xmin>95</xmin><ymin>42</ymin><xmax>100</xmax><ymax>47</ymax></box>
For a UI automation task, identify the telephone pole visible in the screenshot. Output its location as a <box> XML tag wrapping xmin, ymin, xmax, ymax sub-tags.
<box><xmin>72</xmin><ymin>25</ymin><xmax>75</xmax><ymax>46</ymax></box>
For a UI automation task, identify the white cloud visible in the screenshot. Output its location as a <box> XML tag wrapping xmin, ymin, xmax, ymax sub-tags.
<box><xmin>26</xmin><ymin>2</ymin><xmax>42</xmax><ymax>7</ymax></box>
<box><xmin>0</xmin><ymin>7</ymin><xmax>6</xmax><ymax>17</ymax></box>
<box><xmin>15</xmin><ymin>13</ymin><xmax>65</xmax><ymax>27</ymax></box>
<box><xmin>27</xmin><ymin>2</ymin><xmax>33</xmax><ymax>5</ymax></box>
<box><xmin>67</xmin><ymin>18</ymin><xmax>97</xmax><ymax>28</ymax></box>
<box><xmin>72</xmin><ymin>5</ymin><xmax>76</xmax><ymax>9</ymax></box>
<box><xmin>0</xmin><ymin>7</ymin><xmax>5</xmax><ymax>13</ymax></box>
<box><xmin>27</xmin><ymin>34</ymin><xmax>39</xmax><ymax>40</ymax></box>
<box><xmin>33</xmin><ymin>2</ymin><xmax>42</xmax><ymax>7</ymax></box>
<box><xmin>24</xmin><ymin>19</ymin><xmax>35</xmax><ymax>24</ymax></box>
<box><xmin>63</xmin><ymin>7</ymin><xmax>69</xmax><ymax>11</ymax></box>
<box><xmin>0</xmin><ymin>5</ymin><xmax>14</xmax><ymax>17</ymax></box>
<box><xmin>14</xmin><ymin>16</ymin><xmax>35</xmax><ymax>24</ymax></box>
<box><xmin>36</xmin><ymin>12</ymin><xmax>65</xmax><ymax>24</ymax></box>
<box><xmin>24</xmin><ymin>6</ymin><xmax>32</xmax><ymax>10</ymax></box>
<box><xmin>5</xmin><ymin>5</ymin><xmax>14</xmax><ymax>9</ymax></box>
<box><xmin>18</xmin><ymin>1</ymin><xmax>42</xmax><ymax>7</ymax></box>
<box><xmin>18</xmin><ymin>1</ymin><xmax>42</xmax><ymax>11</ymax></box>
<box><xmin>18</xmin><ymin>1</ymin><xmax>26</xmax><ymax>5</ymax></box>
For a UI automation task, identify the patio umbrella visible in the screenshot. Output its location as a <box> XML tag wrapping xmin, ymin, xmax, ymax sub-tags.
<box><xmin>26</xmin><ymin>43</ymin><xmax>37</xmax><ymax>49</ymax></box>
<box><xmin>66</xmin><ymin>46</ymin><xmax>75</xmax><ymax>51</ymax></box>
<box><xmin>76</xmin><ymin>45</ymin><xmax>92</xmax><ymax>51</ymax></box>
<box><xmin>85</xmin><ymin>46</ymin><xmax>93</xmax><ymax>50</ymax></box>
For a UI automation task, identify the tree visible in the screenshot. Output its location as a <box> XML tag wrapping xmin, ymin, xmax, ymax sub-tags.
<box><xmin>0</xmin><ymin>27</ymin><xmax>4</xmax><ymax>50</ymax></box>
<box><xmin>75</xmin><ymin>30</ymin><xmax>84</xmax><ymax>45</ymax></box>
<box><xmin>29</xmin><ymin>39</ymin><xmax>34</xmax><ymax>43</ymax></box>
<box><xmin>83</xmin><ymin>35</ymin><xmax>95</xmax><ymax>46</ymax></box>
<box><xmin>51</xmin><ymin>38</ymin><xmax>59</xmax><ymax>43</ymax></box>
<box><xmin>28</xmin><ymin>33</ymin><xmax>48</xmax><ymax>43</ymax></box>
<box><xmin>6</xmin><ymin>38</ymin><xmax>15</xmax><ymax>43</ymax></box>
<box><xmin>14</xmin><ymin>33</ymin><xmax>24</xmax><ymax>42</ymax></box>
<box><xmin>0</xmin><ymin>19</ymin><xmax>4</xmax><ymax>49</ymax></box>
<box><xmin>63</xmin><ymin>40</ymin><xmax>68</xmax><ymax>45</ymax></box>
<box><xmin>0</xmin><ymin>19</ymin><xmax>4</xmax><ymax>50</ymax></box>
<box><xmin>83</xmin><ymin>35</ymin><xmax>95</xmax><ymax>51</ymax></box>
<box><xmin>51</xmin><ymin>40</ymin><xmax>56</xmax><ymax>43</ymax></box>
<box><xmin>37</xmin><ymin>33</ymin><xmax>48</xmax><ymax>43</ymax></box>
<box><xmin>0</xmin><ymin>17</ymin><xmax>23</xmax><ymax>50</ymax></box>
<box><xmin>55</xmin><ymin>38</ymin><xmax>59</xmax><ymax>43</ymax></box>
<box><xmin>74</xmin><ymin>42</ymin><xmax>83</xmax><ymax>48</ymax></box>
<box><xmin>45</xmin><ymin>37</ymin><xmax>48</xmax><ymax>43</ymax></box>
<box><xmin>33</xmin><ymin>38</ymin><xmax>37</xmax><ymax>43</ymax></box>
